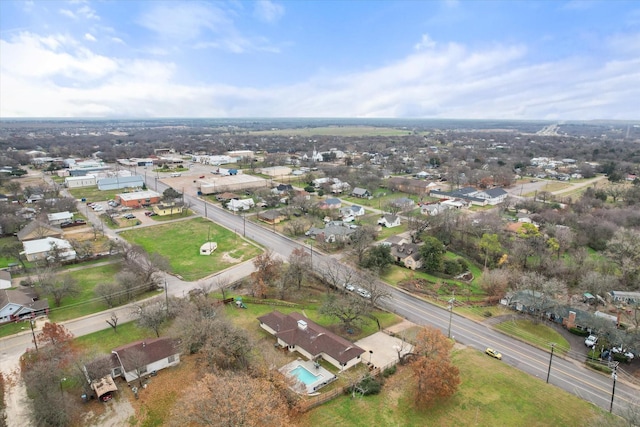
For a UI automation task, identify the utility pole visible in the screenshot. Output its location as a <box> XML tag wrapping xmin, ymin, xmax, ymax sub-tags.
<box><xmin>610</xmin><ymin>363</ymin><xmax>619</xmax><ymax>413</ymax></box>
<box><xmin>164</xmin><ymin>279</ymin><xmax>169</xmax><ymax>317</ymax></box>
<box><xmin>447</xmin><ymin>291</ymin><xmax>455</xmax><ymax>338</ymax></box>
<box><xmin>546</xmin><ymin>343</ymin><xmax>555</xmax><ymax>383</ymax></box>
<box><xmin>29</xmin><ymin>318</ymin><xmax>38</xmax><ymax>351</ymax></box>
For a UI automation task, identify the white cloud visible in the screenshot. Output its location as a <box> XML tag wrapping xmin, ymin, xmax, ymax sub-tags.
<box><xmin>254</xmin><ymin>1</ymin><xmax>285</xmax><ymax>23</ymax></box>
<box><xmin>77</xmin><ymin>5</ymin><xmax>100</xmax><ymax>20</ymax></box>
<box><xmin>1</xmin><ymin>29</ymin><xmax>638</xmax><ymax>120</ymax></box>
<box><xmin>59</xmin><ymin>9</ymin><xmax>76</xmax><ymax>19</ymax></box>
<box><xmin>84</xmin><ymin>33</ymin><xmax>96</xmax><ymax>42</ymax></box>
<box><xmin>111</xmin><ymin>37</ymin><xmax>125</xmax><ymax>44</ymax></box>
<box><xmin>414</xmin><ymin>34</ymin><xmax>436</xmax><ymax>51</ymax></box>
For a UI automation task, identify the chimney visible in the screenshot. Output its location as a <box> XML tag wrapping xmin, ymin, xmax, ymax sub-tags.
<box><xmin>297</xmin><ymin>320</ymin><xmax>308</xmax><ymax>330</ymax></box>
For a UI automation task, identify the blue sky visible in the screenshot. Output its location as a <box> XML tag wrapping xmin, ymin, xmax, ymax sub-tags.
<box><xmin>1</xmin><ymin>0</ymin><xmax>638</xmax><ymax>119</ymax></box>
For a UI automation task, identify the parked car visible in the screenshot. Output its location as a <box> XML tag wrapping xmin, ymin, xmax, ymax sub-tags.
<box><xmin>485</xmin><ymin>348</ymin><xmax>502</xmax><ymax>360</ymax></box>
<box><xmin>356</xmin><ymin>288</ymin><xmax>371</xmax><ymax>299</ymax></box>
<box><xmin>144</xmin><ymin>211</ymin><xmax>157</xmax><ymax>217</ymax></box>
<box><xmin>611</xmin><ymin>347</ymin><xmax>635</xmax><ymax>360</ymax></box>
<box><xmin>93</xmin><ymin>205</ymin><xmax>103</xmax><ymax>211</ymax></box>
<box><xmin>122</xmin><ymin>213</ymin><xmax>136</xmax><ymax>220</ymax></box>
<box><xmin>585</xmin><ymin>335</ymin><xmax>598</xmax><ymax>347</ymax></box>
<box><xmin>343</xmin><ymin>283</ymin><xmax>355</xmax><ymax>292</ymax></box>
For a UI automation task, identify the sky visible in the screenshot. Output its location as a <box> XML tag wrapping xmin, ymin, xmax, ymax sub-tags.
<box><xmin>1</xmin><ymin>0</ymin><xmax>639</xmax><ymax>120</ymax></box>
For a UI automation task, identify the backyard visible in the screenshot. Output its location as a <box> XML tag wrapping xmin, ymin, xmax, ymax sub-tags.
<box><xmin>119</xmin><ymin>217</ymin><xmax>263</xmax><ymax>281</ymax></box>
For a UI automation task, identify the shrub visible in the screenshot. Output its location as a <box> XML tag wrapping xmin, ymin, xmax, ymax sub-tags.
<box><xmin>483</xmin><ymin>311</ymin><xmax>493</xmax><ymax>318</ymax></box>
<box><xmin>568</xmin><ymin>327</ymin><xmax>590</xmax><ymax>337</ymax></box>
<box><xmin>382</xmin><ymin>365</ymin><xmax>397</xmax><ymax>377</ymax></box>
<box><xmin>347</xmin><ymin>375</ymin><xmax>383</xmax><ymax>396</ymax></box>
<box><xmin>586</xmin><ymin>361</ymin><xmax>612</xmax><ymax>374</ymax></box>
<box><xmin>443</xmin><ymin>259</ymin><xmax>463</xmax><ymax>276</ymax></box>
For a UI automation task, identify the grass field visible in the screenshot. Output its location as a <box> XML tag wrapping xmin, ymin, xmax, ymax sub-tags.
<box><xmin>249</xmin><ymin>126</ymin><xmax>418</xmax><ymax>137</ymax></box>
<box><xmin>67</xmin><ymin>186</ymin><xmax>122</xmax><ymax>203</ymax></box>
<box><xmin>46</xmin><ymin>263</ymin><xmax>122</xmax><ymax>322</ymax></box>
<box><xmin>297</xmin><ymin>347</ymin><xmax>608</xmax><ymax>427</ymax></box>
<box><xmin>120</xmin><ymin>217</ymin><xmax>263</xmax><ymax>281</ymax></box>
<box><xmin>74</xmin><ymin>320</ymin><xmax>160</xmax><ymax>352</ymax></box>
<box><xmin>495</xmin><ymin>319</ymin><xmax>571</xmax><ymax>355</ymax></box>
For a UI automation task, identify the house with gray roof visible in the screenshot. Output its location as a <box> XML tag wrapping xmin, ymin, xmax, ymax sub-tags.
<box><xmin>305</xmin><ymin>222</ymin><xmax>356</xmax><ymax>243</ymax></box>
<box><xmin>378</xmin><ymin>214</ymin><xmax>400</xmax><ymax>228</ymax></box>
<box><xmin>258</xmin><ymin>311</ymin><xmax>365</xmax><ymax>370</ymax></box>
<box><xmin>0</xmin><ymin>288</ymin><xmax>49</xmax><ymax>324</ymax></box>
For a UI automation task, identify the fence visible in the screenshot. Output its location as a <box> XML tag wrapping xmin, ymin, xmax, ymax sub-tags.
<box><xmin>297</xmin><ymin>359</ymin><xmax>401</xmax><ymax>413</ymax></box>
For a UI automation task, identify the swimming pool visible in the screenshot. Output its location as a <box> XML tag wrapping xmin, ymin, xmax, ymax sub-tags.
<box><xmin>290</xmin><ymin>365</ymin><xmax>324</xmax><ymax>386</ymax></box>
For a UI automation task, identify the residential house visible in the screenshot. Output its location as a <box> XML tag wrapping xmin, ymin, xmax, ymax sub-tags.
<box><xmin>473</xmin><ymin>187</ymin><xmax>508</xmax><ymax>205</ymax></box>
<box><xmin>47</xmin><ymin>211</ymin><xmax>74</xmax><ymax>226</ymax></box>
<box><xmin>227</xmin><ymin>198</ymin><xmax>255</xmax><ymax>212</ymax></box>
<box><xmin>390</xmin><ymin>197</ymin><xmax>415</xmax><ymax>211</ymax></box>
<box><xmin>17</xmin><ymin>220</ymin><xmax>63</xmax><ymax>242</ymax></box>
<box><xmin>430</xmin><ymin>186</ymin><xmax>508</xmax><ymax>206</ymax></box>
<box><xmin>318</xmin><ymin>198</ymin><xmax>342</xmax><ymax>210</ymax></box>
<box><xmin>339</xmin><ymin>205</ymin><xmax>365</xmax><ymax>219</ymax></box>
<box><xmin>258</xmin><ymin>311</ymin><xmax>365</xmax><ymax>370</ymax></box>
<box><xmin>381</xmin><ymin>235</ymin><xmax>409</xmax><ymax>247</ymax></box>
<box><xmin>25</xmin><ymin>194</ymin><xmax>44</xmax><ymax>204</ymax></box>
<box><xmin>305</xmin><ymin>222</ymin><xmax>356</xmax><ymax>243</ymax></box>
<box><xmin>421</xmin><ymin>203</ymin><xmax>446</xmax><ymax>216</ymax></box>
<box><xmin>22</xmin><ymin>237</ymin><xmax>76</xmax><ymax>262</ymax></box>
<box><xmin>275</xmin><ymin>184</ymin><xmax>293</xmax><ymax>193</ymax></box>
<box><xmin>351</xmin><ymin>187</ymin><xmax>371</xmax><ymax>198</ymax></box>
<box><xmin>0</xmin><ymin>288</ymin><xmax>49</xmax><ymax>324</ymax></box>
<box><xmin>258</xmin><ymin>210</ymin><xmax>286</xmax><ymax>225</ymax></box>
<box><xmin>215</xmin><ymin>192</ymin><xmax>240</xmax><ymax>202</ymax></box>
<box><xmin>116</xmin><ymin>190</ymin><xmax>162</xmax><ymax>208</ymax></box>
<box><xmin>390</xmin><ymin>243</ymin><xmax>423</xmax><ymax>270</ymax></box>
<box><xmin>110</xmin><ymin>338</ymin><xmax>181</xmax><ymax>383</ymax></box>
<box><xmin>378</xmin><ymin>214</ymin><xmax>401</xmax><ymax>228</ymax></box>
<box><xmin>153</xmin><ymin>203</ymin><xmax>184</xmax><ymax>216</ymax></box>
<box><xmin>330</xmin><ymin>181</ymin><xmax>351</xmax><ymax>194</ymax></box>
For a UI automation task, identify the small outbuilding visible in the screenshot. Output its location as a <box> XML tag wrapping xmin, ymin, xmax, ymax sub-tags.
<box><xmin>200</xmin><ymin>242</ymin><xmax>218</xmax><ymax>255</ymax></box>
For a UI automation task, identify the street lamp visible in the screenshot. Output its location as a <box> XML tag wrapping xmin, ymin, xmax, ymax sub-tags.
<box><xmin>59</xmin><ymin>377</ymin><xmax>67</xmax><ymax>394</ymax></box>
<box><xmin>546</xmin><ymin>343</ymin><xmax>555</xmax><ymax>383</ymax></box>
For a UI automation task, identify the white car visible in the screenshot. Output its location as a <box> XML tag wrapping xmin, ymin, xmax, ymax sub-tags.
<box><xmin>611</xmin><ymin>347</ymin><xmax>635</xmax><ymax>360</ymax></box>
<box><xmin>356</xmin><ymin>288</ymin><xmax>371</xmax><ymax>299</ymax></box>
<box><xmin>93</xmin><ymin>205</ymin><xmax>104</xmax><ymax>211</ymax></box>
<box><xmin>343</xmin><ymin>283</ymin><xmax>355</xmax><ymax>292</ymax></box>
<box><xmin>585</xmin><ymin>335</ymin><xmax>598</xmax><ymax>347</ymax></box>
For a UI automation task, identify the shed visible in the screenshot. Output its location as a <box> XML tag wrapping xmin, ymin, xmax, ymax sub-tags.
<box><xmin>200</xmin><ymin>242</ymin><xmax>218</xmax><ymax>255</ymax></box>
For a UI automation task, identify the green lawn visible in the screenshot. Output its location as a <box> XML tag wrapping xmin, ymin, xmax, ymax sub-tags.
<box><xmin>120</xmin><ymin>217</ymin><xmax>263</xmax><ymax>281</ymax></box>
<box><xmin>495</xmin><ymin>319</ymin><xmax>571</xmax><ymax>356</ymax></box>
<box><xmin>74</xmin><ymin>320</ymin><xmax>156</xmax><ymax>352</ymax></box>
<box><xmin>46</xmin><ymin>263</ymin><xmax>123</xmax><ymax>322</ymax></box>
<box><xmin>299</xmin><ymin>348</ymin><xmax>608</xmax><ymax>427</ymax></box>
<box><xmin>0</xmin><ymin>236</ymin><xmax>21</xmax><ymax>268</ymax></box>
<box><xmin>67</xmin><ymin>186</ymin><xmax>122</xmax><ymax>203</ymax></box>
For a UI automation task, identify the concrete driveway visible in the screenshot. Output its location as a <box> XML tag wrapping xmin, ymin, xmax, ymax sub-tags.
<box><xmin>355</xmin><ymin>332</ymin><xmax>413</xmax><ymax>370</ymax></box>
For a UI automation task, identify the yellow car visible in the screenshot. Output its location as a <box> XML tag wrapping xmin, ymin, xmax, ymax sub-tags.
<box><xmin>485</xmin><ymin>348</ymin><xmax>502</xmax><ymax>360</ymax></box>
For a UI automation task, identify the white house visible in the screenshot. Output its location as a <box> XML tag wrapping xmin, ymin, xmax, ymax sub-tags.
<box><xmin>0</xmin><ymin>271</ymin><xmax>11</xmax><ymax>290</ymax></box>
<box><xmin>378</xmin><ymin>214</ymin><xmax>401</xmax><ymax>228</ymax></box>
<box><xmin>47</xmin><ymin>211</ymin><xmax>74</xmax><ymax>226</ymax></box>
<box><xmin>258</xmin><ymin>311</ymin><xmax>365</xmax><ymax>371</ymax></box>
<box><xmin>111</xmin><ymin>338</ymin><xmax>181</xmax><ymax>383</ymax></box>
<box><xmin>227</xmin><ymin>198</ymin><xmax>255</xmax><ymax>212</ymax></box>
<box><xmin>21</xmin><ymin>237</ymin><xmax>76</xmax><ymax>262</ymax></box>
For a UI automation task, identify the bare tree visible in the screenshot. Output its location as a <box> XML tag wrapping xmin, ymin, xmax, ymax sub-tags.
<box><xmin>39</xmin><ymin>274</ymin><xmax>80</xmax><ymax>307</ymax></box>
<box><xmin>134</xmin><ymin>302</ymin><xmax>167</xmax><ymax>338</ymax></box>
<box><xmin>105</xmin><ymin>312</ymin><xmax>119</xmax><ymax>332</ymax></box>
<box><xmin>95</xmin><ymin>282</ymin><xmax>122</xmax><ymax>308</ymax></box>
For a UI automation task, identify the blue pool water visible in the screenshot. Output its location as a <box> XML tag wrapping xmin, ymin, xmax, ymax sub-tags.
<box><xmin>290</xmin><ymin>365</ymin><xmax>323</xmax><ymax>385</ymax></box>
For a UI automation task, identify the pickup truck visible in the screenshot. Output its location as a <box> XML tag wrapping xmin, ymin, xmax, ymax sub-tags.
<box><xmin>585</xmin><ymin>335</ymin><xmax>598</xmax><ymax>347</ymax></box>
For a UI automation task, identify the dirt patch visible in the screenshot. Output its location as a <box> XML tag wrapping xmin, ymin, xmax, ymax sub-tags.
<box><xmin>222</xmin><ymin>251</ymin><xmax>243</xmax><ymax>263</ymax></box>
